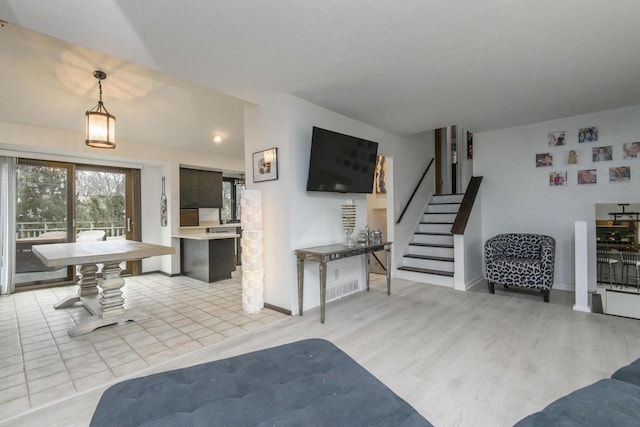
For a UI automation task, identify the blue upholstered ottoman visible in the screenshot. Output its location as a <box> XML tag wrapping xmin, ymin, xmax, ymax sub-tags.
<box><xmin>612</xmin><ymin>357</ymin><xmax>640</xmax><ymax>387</ymax></box>
<box><xmin>514</xmin><ymin>378</ymin><xmax>640</xmax><ymax>426</ymax></box>
<box><xmin>91</xmin><ymin>339</ymin><xmax>431</xmax><ymax>427</ymax></box>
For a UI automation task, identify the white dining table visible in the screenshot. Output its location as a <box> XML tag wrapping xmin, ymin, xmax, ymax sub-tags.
<box><xmin>33</xmin><ymin>240</ymin><xmax>175</xmax><ymax>336</ymax></box>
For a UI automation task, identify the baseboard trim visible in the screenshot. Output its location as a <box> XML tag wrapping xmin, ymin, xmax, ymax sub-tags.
<box><xmin>454</xmin><ymin>274</ymin><xmax>484</xmax><ymax>291</ymax></box>
<box><xmin>264</xmin><ymin>303</ymin><xmax>291</xmax><ymax>316</ymax></box>
<box><xmin>140</xmin><ymin>270</ymin><xmax>179</xmax><ymax>277</ymax></box>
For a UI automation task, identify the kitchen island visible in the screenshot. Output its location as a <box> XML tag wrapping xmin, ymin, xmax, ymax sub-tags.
<box><xmin>172</xmin><ymin>230</ymin><xmax>239</xmax><ymax>283</ymax></box>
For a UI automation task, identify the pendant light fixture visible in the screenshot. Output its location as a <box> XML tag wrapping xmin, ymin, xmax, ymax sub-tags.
<box><xmin>85</xmin><ymin>70</ymin><xmax>116</xmax><ymax>149</ymax></box>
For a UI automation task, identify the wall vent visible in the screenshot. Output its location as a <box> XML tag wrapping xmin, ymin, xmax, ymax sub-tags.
<box><xmin>326</xmin><ymin>279</ymin><xmax>359</xmax><ymax>302</ymax></box>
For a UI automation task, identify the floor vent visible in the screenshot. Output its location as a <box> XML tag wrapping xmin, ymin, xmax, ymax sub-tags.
<box><xmin>326</xmin><ymin>279</ymin><xmax>359</xmax><ymax>302</ymax></box>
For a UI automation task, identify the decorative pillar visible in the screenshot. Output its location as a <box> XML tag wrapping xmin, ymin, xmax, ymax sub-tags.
<box><xmin>574</xmin><ymin>221</ymin><xmax>591</xmax><ymax>312</ymax></box>
<box><xmin>241</xmin><ymin>190</ymin><xmax>264</xmax><ymax>313</ymax></box>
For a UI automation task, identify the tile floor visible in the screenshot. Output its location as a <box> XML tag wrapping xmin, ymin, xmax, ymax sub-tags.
<box><xmin>0</xmin><ymin>271</ymin><xmax>288</xmax><ymax>421</ymax></box>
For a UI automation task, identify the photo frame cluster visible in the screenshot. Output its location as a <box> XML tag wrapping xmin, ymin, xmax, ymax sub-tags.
<box><xmin>537</xmin><ymin>126</ymin><xmax>637</xmax><ymax>186</ymax></box>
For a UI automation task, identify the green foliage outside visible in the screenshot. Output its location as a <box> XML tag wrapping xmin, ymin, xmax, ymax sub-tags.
<box><xmin>16</xmin><ymin>165</ymin><xmax>125</xmax><ymax>236</ymax></box>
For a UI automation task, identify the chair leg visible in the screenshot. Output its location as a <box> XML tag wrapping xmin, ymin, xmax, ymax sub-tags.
<box><xmin>609</xmin><ymin>264</ymin><xmax>615</xmax><ymax>289</ymax></box>
<box><xmin>488</xmin><ymin>281</ymin><xmax>495</xmax><ymax>294</ymax></box>
<box><xmin>542</xmin><ymin>289</ymin><xmax>550</xmax><ymax>303</ymax></box>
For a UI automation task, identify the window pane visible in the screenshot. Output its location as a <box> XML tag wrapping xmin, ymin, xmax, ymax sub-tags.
<box><xmin>221</xmin><ymin>181</ymin><xmax>232</xmax><ymax>222</ymax></box>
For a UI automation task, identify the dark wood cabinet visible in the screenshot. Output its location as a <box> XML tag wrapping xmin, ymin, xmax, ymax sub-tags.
<box><xmin>179</xmin><ymin>168</ymin><xmax>200</xmax><ymax>208</ymax></box>
<box><xmin>180</xmin><ymin>168</ymin><xmax>222</xmax><ymax>208</ymax></box>
<box><xmin>181</xmin><ymin>238</ymin><xmax>235</xmax><ymax>282</ymax></box>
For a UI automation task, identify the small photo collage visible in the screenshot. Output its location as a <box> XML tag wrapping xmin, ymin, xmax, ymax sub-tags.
<box><xmin>540</xmin><ymin>126</ymin><xmax>636</xmax><ymax>186</ymax></box>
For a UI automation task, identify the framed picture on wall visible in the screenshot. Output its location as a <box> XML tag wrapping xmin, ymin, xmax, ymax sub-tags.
<box><xmin>548</xmin><ymin>131</ymin><xmax>567</xmax><ymax>146</ymax></box>
<box><xmin>253</xmin><ymin>147</ymin><xmax>278</xmax><ymax>183</ymax></box>
<box><xmin>577</xmin><ymin>169</ymin><xmax>597</xmax><ymax>184</ymax></box>
<box><xmin>578</xmin><ymin>126</ymin><xmax>598</xmax><ymax>143</ymax></box>
<box><xmin>536</xmin><ymin>153</ymin><xmax>553</xmax><ymax>167</ymax></box>
<box><xmin>592</xmin><ymin>146</ymin><xmax>613</xmax><ymax>162</ymax></box>
<box><xmin>623</xmin><ymin>142</ymin><xmax>640</xmax><ymax>159</ymax></box>
<box><xmin>609</xmin><ymin>166</ymin><xmax>631</xmax><ymax>183</ymax></box>
<box><xmin>564</xmin><ymin>148</ymin><xmax>581</xmax><ymax>165</ymax></box>
<box><xmin>549</xmin><ymin>171</ymin><xmax>567</xmax><ymax>186</ymax></box>
<box><xmin>374</xmin><ymin>155</ymin><xmax>387</xmax><ymax>193</ymax></box>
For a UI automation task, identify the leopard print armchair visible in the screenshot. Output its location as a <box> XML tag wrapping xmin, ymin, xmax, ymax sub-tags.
<box><xmin>484</xmin><ymin>233</ymin><xmax>556</xmax><ymax>302</ymax></box>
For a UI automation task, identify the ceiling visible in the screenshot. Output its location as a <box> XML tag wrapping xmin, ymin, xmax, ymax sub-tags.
<box><xmin>2</xmin><ymin>0</ymin><xmax>640</xmax><ymax>140</ymax></box>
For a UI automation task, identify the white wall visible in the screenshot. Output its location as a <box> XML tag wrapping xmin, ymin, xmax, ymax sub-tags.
<box><xmin>392</xmin><ymin>131</ymin><xmax>436</xmax><ymax>265</ymax></box>
<box><xmin>475</xmin><ymin>105</ymin><xmax>640</xmax><ymax>292</ymax></box>
<box><xmin>244</xmin><ymin>94</ymin><xmax>434</xmax><ymax>313</ymax></box>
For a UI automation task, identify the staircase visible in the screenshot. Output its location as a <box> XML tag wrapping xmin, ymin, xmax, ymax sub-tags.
<box><xmin>397</xmin><ymin>194</ymin><xmax>464</xmax><ymax>287</ymax></box>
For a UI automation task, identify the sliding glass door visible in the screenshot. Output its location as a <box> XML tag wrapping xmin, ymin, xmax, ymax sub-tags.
<box><xmin>14</xmin><ymin>159</ymin><xmax>141</xmax><ymax>290</ymax></box>
<box><xmin>14</xmin><ymin>160</ymin><xmax>73</xmax><ymax>287</ymax></box>
<box><xmin>75</xmin><ymin>165</ymin><xmax>141</xmax><ymax>275</ymax></box>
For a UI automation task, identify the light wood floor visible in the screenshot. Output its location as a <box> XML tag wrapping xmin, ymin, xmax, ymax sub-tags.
<box><xmin>3</xmin><ymin>276</ymin><xmax>640</xmax><ymax>427</ymax></box>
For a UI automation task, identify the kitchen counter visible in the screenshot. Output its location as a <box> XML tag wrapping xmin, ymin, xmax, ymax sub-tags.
<box><xmin>178</xmin><ymin>222</ymin><xmax>240</xmax><ymax>230</ymax></box>
<box><xmin>172</xmin><ymin>232</ymin><xmax>238</xmax><ymax>240</ymax></box>
<box><xmin>174</xmin><ymin>226</ymin><xmax>240</xmax><ymax>283</ymax></box>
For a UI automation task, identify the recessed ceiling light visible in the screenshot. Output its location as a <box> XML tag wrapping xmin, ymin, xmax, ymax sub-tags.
<box><xmin>213</xmin><ymin>134</ymin><xmax>223</xmax><ymax>143</ymax></box>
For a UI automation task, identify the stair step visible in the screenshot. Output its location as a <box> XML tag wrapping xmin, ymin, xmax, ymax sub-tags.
<box><xmin>431</xmin><ymin>194</ymin><xmax>464</xmax><ymax>204</ymax></box>
<box><xmin>409</xmin><ymin>243</ymin><xmax>454</xmax><ymax>249</ymax></box>
<box><xmin>404</xmin><ymin>254</ymin><xmax>454</xmax><ymax>262</ymax></box>
<box><xmin>398</xmin><ymin>266</ymin><xmax>454</xmax><ymax>277</ymax></box>
<box><xmin>415</xmin><ymin>232</ymin><xmax>452</xmax><ymax>236</ymax></box>
<box><xmin>425</xmin><ymin>212</ymin><xmax>458</xmax><ymax>215</ymax></box>
<box><xmin>419</xmin><ymin>221</ymin><xmax>453</xmax><ymax>225</ymax></box>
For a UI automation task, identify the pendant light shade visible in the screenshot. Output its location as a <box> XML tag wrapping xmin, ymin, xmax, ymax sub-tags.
<box><xmin>86</xmin><ymin>70</ymin><xmax>116</xmax><ymax>149</ymax></box>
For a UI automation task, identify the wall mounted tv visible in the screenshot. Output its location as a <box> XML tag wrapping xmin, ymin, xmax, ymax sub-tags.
<box><xmin>306</xmin><ymin>126</ymin><xmax>379</xmax><ymax>193</ymax></box>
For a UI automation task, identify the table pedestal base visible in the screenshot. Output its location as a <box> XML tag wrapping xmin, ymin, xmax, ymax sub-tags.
<box><xmin>54</xmin><ymin>261</ymin><xmax>146</xmax><ymax>336</ymax></box>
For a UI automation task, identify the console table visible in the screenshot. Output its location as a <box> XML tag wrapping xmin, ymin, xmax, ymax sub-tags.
<box><xmin>33</xmin><ymin>240</ymin><xmax>175</xmax><ymax>336</ymax></box>
<box><xmin>295</xmin><ymin>242</ymin><xmax>392</xmax><ymax>323</ymax></box>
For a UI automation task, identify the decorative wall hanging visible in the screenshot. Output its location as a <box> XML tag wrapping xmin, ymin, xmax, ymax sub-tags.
<box><xmin>536</xmin><ymin>153</ymin><xmax>553</xmax><ymax>167</ymax></box>
<box><xmin>578</xmin><ymin>126</ymin><xmax>598</xmax><ymax>143</ymax></box>
<box><xmin>592</xmin><ymin>146</ymin><xmax>613</xmax><ymax>162</ymax></box>
<box><xmin>549</xmin><ymin>171</ymin><xmax>567</xmax><ymax>186</ymax></box>
<box><xmin>160</xmin><ymin>176</ymin><xmax>168</xmax><ymax>227</ymax></box>
<box><xmin>548</xmin><ymin>131</ymin><xmax>567</xmax><ymax>146</ymax></box>
<box><xmin>253</xmin><ymin>148</ymin><xmax>278</xmax><ymax>183</ymax></box>
<box><xmin>609</xmin><ymin>166</ymin><xmax>631</xmax><ymax>183</ymax></box>
<box><xmin>375</xmin><ymin>155</ymin><xmax>387</xmax><ymax>194</ymax></box>
<box><xmin>578</xmin><ymin>169</ymin><xmax>597</xmax><ymax>184</ymax></box>
<box><xmin>623</xmin><ymin>142</ymin><xmax>640</xmax><ymax>159</ymax></box>
<box><xmin>563</xmin><ymin>149</ymin><xmax>581</xmax><ymax>165</ymax></box>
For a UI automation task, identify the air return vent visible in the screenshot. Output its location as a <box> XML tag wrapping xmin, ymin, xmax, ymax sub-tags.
<box><xmin>326</xmin><ymin>279</ymin><xmax>359</xmax><ymax>302</ymax></box>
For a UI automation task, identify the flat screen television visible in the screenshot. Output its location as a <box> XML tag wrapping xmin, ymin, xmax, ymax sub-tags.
<box><xmin>306</xmin><ymin>127</ymin><xmax>379</xmax><ymax>193</ymax></box>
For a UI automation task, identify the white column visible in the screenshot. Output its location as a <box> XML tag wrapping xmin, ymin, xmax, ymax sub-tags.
<box><xmin>574</xmin><ymin>221</ymin><xmax>591</xmax><ymax>312</ymax></box>
<box><xmin>241</xmin><ymin>190</ymin><xmax>264</xmax><ymax>313</ymax></box>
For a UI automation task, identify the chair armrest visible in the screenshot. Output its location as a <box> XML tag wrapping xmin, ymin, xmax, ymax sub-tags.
<box><xmin>484</xmin><ymin>238</ymin><xmax>506</xmax><ymax>265</ymax></box>
<box><xmin>540</xmin><ymin>237</ymin><xmax>556</xmax><ymax>277</ymax></box>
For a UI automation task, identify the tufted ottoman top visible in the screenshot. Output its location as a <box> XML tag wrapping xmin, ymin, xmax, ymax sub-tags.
<box><xmin>90</xmin><ymin>338</ymin><xmax>432</xmax><ymax>427</ymax></box>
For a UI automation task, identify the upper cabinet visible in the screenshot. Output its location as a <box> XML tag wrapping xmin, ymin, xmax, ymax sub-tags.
<box><xmin>180</xmin><ymin>168</ymin><xmax>223</xmax><ymax>208</ymax></box>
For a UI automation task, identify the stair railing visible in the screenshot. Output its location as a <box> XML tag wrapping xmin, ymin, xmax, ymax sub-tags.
<box><xmin>451</xmin><ymin>176</ymin><xmax>483</xmax><ymax>235</ymax></box>
<box><xmin>371</xmin><ymin>252</ymin><xmax>387</xmax><ymax>272</ymax></box>
<box><xmin>396</xmin><ymin>158</ymin><xmax>435</xmax><ymax>225</ymax></box>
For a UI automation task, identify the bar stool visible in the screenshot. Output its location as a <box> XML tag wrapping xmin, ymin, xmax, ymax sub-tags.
<box><xmin>619</xmin><ymin>250</ymin><xmax>640</xmax><ymax>292</ymax></box>
<box><xmin>596</xmin><ymin>249</ymin><xmax>618</xmax><ymax>288</ymax></box>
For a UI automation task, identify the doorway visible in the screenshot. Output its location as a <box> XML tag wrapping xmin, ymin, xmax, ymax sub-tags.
<box><xmin>367</xmin><ymin>154</ymin><xmax>389</xmax><ymax>274</ymax></box>
<box><xmin>435</xmin><ymin>126</ymin><xmax>461</xmax><ymax>195</ymax></box>
<box><xmin>14</xmin><ymin>159</ymin><xmax>140</xmax><ymax>290</ymax></box>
